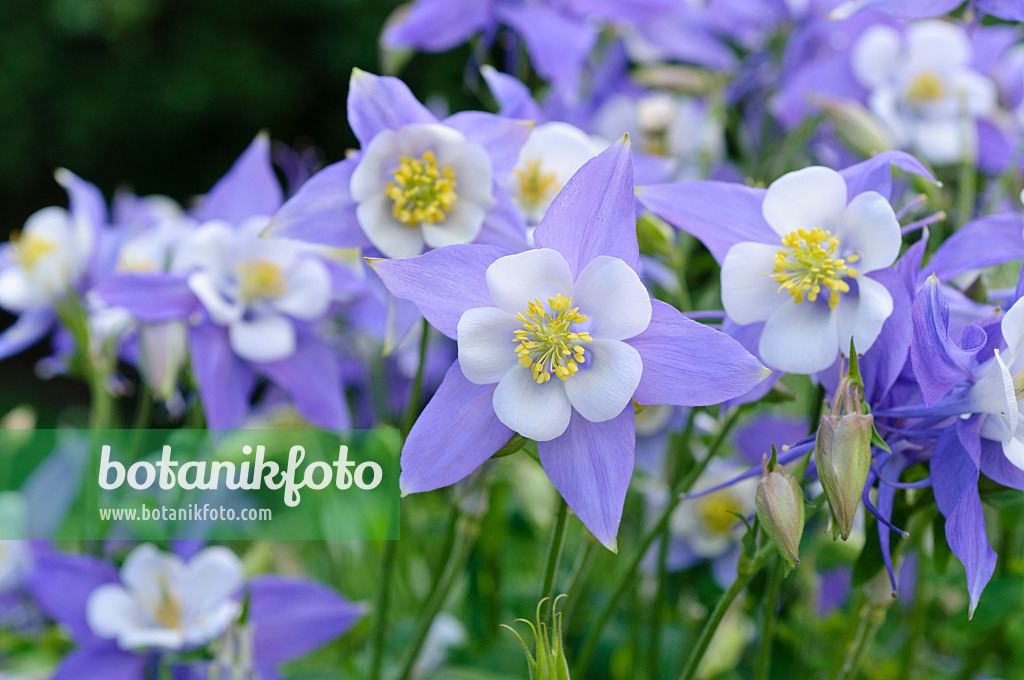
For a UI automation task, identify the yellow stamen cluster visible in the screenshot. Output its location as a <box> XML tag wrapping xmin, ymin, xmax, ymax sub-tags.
<box><xmin>386</xmin><ymin>151</ymin><xmax>458</xmax><ymax>227</ymax></box>
<box><xmin>696</xmin><ymin>492</ymin><xmax>743</xmax><ymax>537</ymax></box>
<box><xmin>236</xmin><ymin>260</ymin><xmax>286</xmax><ymax>302</ymax></box>
<box><xmin>514</xmin><ymin>294</ymin><xmax>592</xmax><ymax>384</ymax></box>
<box><xmin>907</xmin><ymin>72</ymin><xmax>946</xmax><ymax>104</ymax></box>
<box><xmin>514</xmin><ymin>160</ymin><xmax>559</xmax><ymax>211</ymax></box>
<box><xmin>11</xmin><ymin>232</ymin><xmax>57</xmax><ymax>272</ymax></box>
<box><xmin>153</xmin><ymin>581</ymin><xmax>183</xmax><ymax>630</ymax></box>
<box><xmin>771</xmin><ymin>227</ymin><xmax>858</xmax><ymax>309</ymax></box>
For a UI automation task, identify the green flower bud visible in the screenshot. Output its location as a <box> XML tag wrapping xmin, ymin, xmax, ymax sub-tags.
<box><xmin>504</xmin><ymin>596</ymin><xmax>571</xmax><ymax>680</ymax></box>
<box><xmin>755</xmin><ymin>456</ymin><xmax>805</xmax><ymax>570</ymax></box>
<box><xmin>816</xmin><ymin>413</ymin><xmax>873</xmax><ymax>541</ymax></box>
<box><xmin>815</xmin><ymin>96</ymin><xmax>896</xmax><ymax>158</ymax></box>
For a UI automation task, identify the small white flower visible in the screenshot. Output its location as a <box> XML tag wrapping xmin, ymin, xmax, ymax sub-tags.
<box><xmin>509</xmin><ymin>122</ymin><xmax>605</xmax><ymax>225</ymax></box>
<box><xmin>176</xmin><ymin>217</ymin><xmax>332</xmax><ymax>363</ymax></box>
<box><xmin>721</xmin><ymin>166</ymin><xmax>899</xmax><ymax>374</ymax></box>
<box><xmin>851</xmin><ymin>20</ymin><xmax>997</xmax><ymax>165</ymax></box>
<box><xmin>971</xmin><ymin>297</ymin><xmax>1024</xmax><ymax>470</ymax></box>
<box><xmin>349</xmin><ymin>124</ymin><xmax>496</xmax><ymax>258</ymax></box>
<box><xmin>87</xmin><ymin>544</ymin><xmax>244</xmax><ymax>652</ymax></box>
<box><xmin>671</xmin><ymin>460</ymin><xmax>756</xmax><ymax>559</ymax></box>
<box><xmin>457</xmin><ymin>248</ymin><xmax>651</xmax><ymax>441</ymax></box>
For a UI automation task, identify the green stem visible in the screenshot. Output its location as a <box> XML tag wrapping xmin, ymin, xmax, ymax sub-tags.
<box><xmin>369</xmin><ymin>539</ymin><xmax>398</xmax><ymax>680</ymax></box>
<box><xmin>561</xmin><ymin>537</ymin><xmax>598</xmax><ymax>632</ymax></box>
<box><xmin>403</xmin><ymin>321</ymin><xmax>431</xmax><ymax>436</ymax></box>
<box><xmin>572</xmin><ymin>409</ymin><xmax>743</xmax><ymax>675</ymax></box>
<box><xmin>395</xmin><ymin>511</ymin><xmax>477</xmax><ymax>680</ymax></box>
<box><xmin>677</xmin><ymin>544</ymin><xmax>776</xmax><ymax>680</ymax></box>
<box><xmin>648</xmin><ymin>518</ymin><xmax>671</xmax><ymax>680</ymax></box>
<box><xmin>539</xmin><ymin>498</ymin><xmax>570</xmax><ymax>603</ymax></box>
<box><xmin>833</xmin><ymin>601</ymin><xmax>886</xmax><ymax>680</ymax></box>
<box><xmin>755</xmin><ymin>556</ymin><xmax>785</xmax><ymax>680</ymax></box>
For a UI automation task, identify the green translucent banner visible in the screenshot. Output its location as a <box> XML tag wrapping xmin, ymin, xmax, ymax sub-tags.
<box><xmin>0</xmin><ymin>428</ymin><xmax>400</xmax><ymax>541</ymax></box>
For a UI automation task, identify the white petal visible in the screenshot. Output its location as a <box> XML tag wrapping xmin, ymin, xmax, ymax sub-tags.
<box><xmin>184</xmin><ymin>601</ymin><xmax>241</xmax><ymax>647</ymax></box>
<box><xmin>456</xmin><ymin>306</ymin><xmax>521</xmax><ymax>384</ymax></box>
<box><xmin>0</xmin><ymin>268</ymin><xmax>43</xmax><ymax>312</ymax></box>
<box><xmin>492</xmin><ymin>365</ymin><xmax>572</xmax><ymax>441</ymax></box>
<box><xmin>910</xmin><ymin>118</ymin><xmax>967</xmax><ymax>166</ymax></box>
<box><xmin>486</xmin><ymin>248</ymin><xmax>573</xmax><ymax>315</ymax></box>
<box><xmin>851</xmin><ymin>25</ymin><xmax>901</xmax><ymax>89</ymax></box>
<box><xmin>759</xmin><ymin>300</ymin><xmax>839</xmax><ymax>374</ymax></box>
<box><xmin>173</xmin><ymin>221</ymin><xmax>235</xmax><ymax>275</ymax></box>
<box><xmin>445</xmin><ymin>140</ymin><xmax>496</xmax><ymax>205</ymax></box>
<box><xmin>952</xmin><ymin>70</ymin><xmax>998</xmax><ymax>118</ymax></box>
<box><xmin>180</xmin><ymin>546</ymin><xmax>244</xmax><ymax>621</ymax></box>
<box><xmin>906</xmin><ymin>20</ymin><xmax>970</xmax><ymax>74</ymax></box>
<box><xmin>23</xmin><ymin>207</ymin><xmax>73</xmax><ymax>243</ymax></box>
<box><xmin>563</xmin><ymin>339</ymin><xmax>642</xmax><ymax>422</ymax></box>
<box><xmin>356</xmin><ymin>194</ymin><xmax>426</xmax><ymax>259</ymax></box>
<box><xmin>421</xmin><ymin>200</ymin><xmax>487</xmax><ymax>249</ymax></box>
<box><xmin>838</xmin><ymin>191</ymin><xmax>900</xmax><ymax>273</ymax></box>
<box><xmin>274</xmin><ymin>258</ymin><xmax>332</xmax><ymax>320</ymax></box>
<box><xmin>117</xmin><ymin>627</ymin><xmax>188</xmax><ymax>651</ymax></box>
<box><xmin>350</xmin><ymin>129</ymin><xmax>400</xmax><ymax>202</ymax></box>
<box><xmin>1002</xmin><ymin>427</ymin><xmax>1024</xmax><ymax>472</ymax></box>
<box><xmin>1002</xmin><ymin>297</ymin><xmax>1024</xmax><ymax>361</ymax></box>
<box><xmin>232</xmin><ymin>235</ymin><xmax>301</xmax><ymax>272</ymax></box>
<box><xmin>721</xmin><ymin>242</ymin><xmax>788</xmax><ymax>325</ymax></box>
<box><xmin>87</xmin><ymin>585</ymin><xmax>146</xmax><ymax>639</ymax></box>
<box><xmin>121</xmin><ymin>544</ymin><xmax>183</xmax><ymax>605</ymax></box>
<box><xmin>973</xmin><ymin>354</ymin><xmax>1017</xmax><ymax>431</ymax></box>
<box><xmin>571</xmin><ymin>256</ymin><xmax>651</xmax><ymax>340</ymax></box>
<box><xmin>188</xmin><ymin>272</ymin><xmax>243</xmax><ymax>325</ymax></box>
<box><xmin>229</xmin><ymin>314</ymin><xmax>297</xmax><ymax>362</ymax></box>
<box><xmin>835</xmin><ymin>275</ymin><xmax>894</xmax><ymax>356</ymax></box>
<box><xmin>762</xmin><ymin>166</ymin><xmax>848</xmax><ymax>236</ymax></box>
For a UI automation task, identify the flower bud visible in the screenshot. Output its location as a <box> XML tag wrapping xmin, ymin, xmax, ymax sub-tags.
<box><xmin>503</xmin><ymin>596</ymin><xmax>571</xmax><ymax>680</ymax></box>
<box><xmin>815</xmin><ymin>97</ymin><xmax>895</xmax><ymax>158</ymax></box>
<box><xmin>755</xmin><ymin>457</ymin><xmax>805</xmax><ymax>570</ymax></box>
<box><xmin>816</xmin><ymin>413</ymin><xmax>873</xmax><ymax>541</ymax></box>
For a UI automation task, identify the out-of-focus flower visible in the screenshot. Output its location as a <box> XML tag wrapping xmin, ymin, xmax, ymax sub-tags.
<box><xmin>832</xmin><ymin>0</ymin><xmax>1024</xmax><ymax>22</ymax></box>
<box><xmin>0</xmin><ymin>540</ymin><xmax>31</xmax><ymax>596</ymax></box>
<box><xmin>373</xmin><ymin>139</ymin><xmax>767</xmax><ymax>550</ymax></box>
<box><xmin>671</xmin><ymin>460</ymin><xmax>756</xmax><ymax>563</ymax></box>
<box><xmin>851</xmin><ymin>20</ymin><xmax>997</xmax><ymax>165</ymax></box>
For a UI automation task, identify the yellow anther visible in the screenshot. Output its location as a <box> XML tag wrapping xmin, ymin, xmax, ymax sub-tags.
<box><xmin>696</xmin><ymin>491</ymin><xmax>744</xmax><ymax>537</ymax></box>
<box><xmin>11</xmin><ymin>231</ymin><xmax>57</xmax><ymax>272</ymax></box>
<box><xmin>236</xmin><ymin>260</ymin><xmax>286</xmax><ymax>302</ymax></box>
<box><xmin>513</xmin><ymin>293</ymin><xmax>592</xmax><ymax>384</ymax></box>
<box><xmin>153</xmin><ymin>581</ymin><xmax>183</xmax><ymax>630</ymax></box>
<box><xmin>514</xmin><ymin>160</ymin><xmax>559</xmax><ymax>211</ymax></box>
<box><xmin>386</xmin><ymin>151</ymin><xmax>458</xmax><ymax>227</ymax></box>
<box><xmin>907</xmin><ymin>72</ymin><xmax>946</xmax><ymax>104</ymax></box>
<box><xmin>770</xmin><ymin>227</ymin><xmax>857</xmax><ymax>309</ymax></box>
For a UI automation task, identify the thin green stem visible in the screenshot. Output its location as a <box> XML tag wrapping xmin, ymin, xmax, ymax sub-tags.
<box><xmin>833</xmin><ymin>601</ymin><xmax>886</xmax><ymax>680</ymax></box>
<box><xmin>572</xmin><ymin>409</ymin><xmax>743</xmax><ymax>675</ymax></box>
<box><xmin>539</xmin><ymin>498</ymin><xmax>570</xmax><ymax>603</ymax></box>
<box><xmin>648</xmin><ymin>520</ymin><xmax>671</xmax><ymax>680</ymax></box>
<box><xmin>402</xmin><ymin>321</ymin><xmax>431</xmax><ymax>436</ymax></box>
<box><xmin>369</xmin><ymin>539</ymin><xmax>398</xmax><ymax>680</ymax></box>
<box><xmin>755</xmin><ymin>556</ymin><xmax>785</xmax><ymax>680</ymax></box>
<box><xmin>562</xmin><ymin>538</ymin><xmax>598</xmax><ymax>632</ymax></box>
<box><xmin>395</xmin><ymin>511</ymin><xmax>477</xmax><ymax>680</ymax></box>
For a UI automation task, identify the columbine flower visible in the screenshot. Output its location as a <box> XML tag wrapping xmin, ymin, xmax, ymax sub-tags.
<box><xmin>266</xmin><ymin>69</ymin><xmax>533</xmax><ymax>258</ymax></box>
<box><xmin>851</xmin><ymin>20</ymin><xmax>997</xmax><ymax>165</ymax></box>
<box><xmin>373</xmin><ymin>139</ymin><xmax>767</xmax><ymax>549</ymax></box>
<box><xmin>670</xmin><ymin>460</ymin><xmax>756</xmax><ymax>563</ymax></box>
<box><xmin>718</xmin><ymin>166</ymin><xmax>900</xmax><ymax>374</ymax></box>
<box><xmin>86</xmin><ymin>544</ymin><xmax>244</xmax><ymax>652</ymax></box>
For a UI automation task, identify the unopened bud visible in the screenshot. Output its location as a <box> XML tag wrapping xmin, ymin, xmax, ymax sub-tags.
<box><xmin>755</xmin><ymin>454</ymin><xmax>805</xmax><ymax>570</ymax></box>
<box><xmin>816</xmin><ymin>97</ymin><xmax>895</xmax><ymax>158</ymax></box>
<box><xmin>816</xmin><ymin>413</ymin><xmax>872</xmax><ymax>541</ymax></box>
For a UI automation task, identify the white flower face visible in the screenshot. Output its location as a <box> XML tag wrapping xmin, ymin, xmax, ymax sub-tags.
<box><xmin>721</xmin><ymin>167</ymin><xmax>899</xmax><ymax>374</ymax></box>
<box><xmin>86</xmin><ymin>544</ymin><xmax>244</xmax><ymax>652</ymax></box>
<box><xmin>510</xmin><ymin>122</ymin><xmax>605</xmax><ymax>225</ymax></box>
<box><xmin>670</xmin><ymin>461</ymin><xmax>757</xmax><ymax>559</ymax></box>
<box><xmin>177</xmin><ymin>217</ymin><xmax>332</xmax><ymax>362</ymax></box>
<box><xmin>350</xmin><ymin>124</ymin><xmax>496</xmax><ymax>258</ymax></box>
<box><xmin>456</xmin><ymin>248</ymin><xmax>652</xmax><ymax>441</ymax></box>
<box><xmin>851</xmin><ymin>21</ymin><xmax>998</xmax><ymax>165</ymax></box>
<box><xmin>0</xmin><ymin>206</ymin><xmax>93</xmax><ymax>313</ymax></box>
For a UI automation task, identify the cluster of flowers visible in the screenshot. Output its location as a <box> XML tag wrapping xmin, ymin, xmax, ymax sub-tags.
<box><xmin>3</xmin><ymin>0</ymin><xmax>1024</xmax><ymax>677</ymax></box>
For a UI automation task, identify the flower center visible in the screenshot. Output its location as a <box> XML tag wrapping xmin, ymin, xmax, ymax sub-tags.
<box><xmin>152</xmin><ymin>582</ymin><xmax>183</xmax><ymax>630</ymax></box>
<box><xmin>515</xmin><ymin>160</ymin><xmax>559</xmax><ymax>211</ymax></box>
<box><xmin>771</xmin><ymin>227</ymin><xmax>859</xmax><ymax>309</ymax></box>
<box><xmin>236</xmin><ymin>260</ymin><xmax>286</xmax><ymax>302</ymax></box>
<box><xmin>12</xmin><ymin>232</ymin><xmax>57</xmax><ymax>272</ymax></box>
<box><xmin>696</xmin><ymin>491</ymin><xmax>743</xmax><ymax>537</ymax></box>
<box><xmin>386</xmin><ymin>151</ymin><xmax>458</xmax><ymax>227</ymax></box>
<box><xmin>907</xmin><ymin>72</ymin><xmax>946</xmax><ymax>104</ymax></box>
<box><xmin>514</xmin><ymin>294</ymin><xmax>593</xmax><ymax>384</ymax></box>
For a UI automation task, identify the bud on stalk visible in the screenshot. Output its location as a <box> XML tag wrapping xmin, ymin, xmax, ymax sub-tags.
<box><xmin>816</xmin><ymin>412</ymin><xmax>873</xmax><ymax>541</ymax></box>
<box><xmin>755</xmin><ymin>452</ymin><xmax>805</xmax><ymax>571</ymax></box>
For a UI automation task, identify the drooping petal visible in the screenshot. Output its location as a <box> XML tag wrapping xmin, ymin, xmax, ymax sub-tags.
<box><xmin>50</xmin><ymin>644</ymin><xmax>149</xmax><ymax>680</ymax></box>
<box><xmin>255</xmin><ymin>334</ymin><xmax>350</xmax><ymax>428</ymax></box>
<box><xmin>200</xmin><ymin>133</ymin><xmax>283</xmax><ymax>224</ymax></box>
<box><xmin>229</xmin><ymin>315</ymin><xmax>297</xmax><ymax>364</ymax></box>
<box><xmin>493</xmin><ymin>365</ymin><xmax>572</xmax><ymax>441</ymax></box>
<box><xmin>534</xmin><ymin>138</ymin><xmax>638</xmax><ymax>276</ymax></box>
<box><xmin>456</xmin><ymin>306</ymin><xmax>521</xmax><ymax>384</ymax></box>
<box><xmin>927</xmin><ymin>214</ymin><xmax>1024</xmax><ymax>283</ymax></box>
<box><xmin>247</xmin><ymin>576</ymin><xmax>364</xmax><ymax>666</ymax></box>
<box><xmin>839</xmin><ymin>191</ymin><xmax>900</xmax><ymax>273</ymax></box>
<box><xmin>370</xmin><ymin>244</ymin><xmax>509</xmax><ymax>339</ymax></box>
<box><xmin>721</xmin><ymin>242</ymin><xmax>788</xmax><ymax>325</ymax></box>
<box><xmin>759</xmin><ymin>300</ymin><xmax>839</xmax><ymax>375</ymax></box>
<box><xmin>762</xmin><ymin>166</ymin><xmax>848</xmax><ymax>237</ymax></box>
<box><xmin>636</xmin><ymin>182</ymin><xmax>777</xmax><ymax>262</ymax></box>
<box><xmin>402</xmin><ymin>361</ymin><xmax>513</xmax><ymax>494</ymax></box>
<box><xmin>563</xmin><ymin>339</ymin><xmax>642</xmax><ymax>422</ymax></box>
<box><xmin>480</xmin><ymin>65</ymin><xmax>543</xmax><ymax>121</ymax></box>
<box><xmin>485</xmin><ymin>248</ymin><xmax>573</xmax><ymax>314</ymax></box>
<box><xmin>92</xmin><ymin>274</ymin><xmax>201</xmax><ymax>323</ymax></box>
<box><xmin>0</xmin><ymin>308</ymin><xmax>52</xmax><ymax>361</ymax></box>
<box><xmin>627</xmin><ymin>300</ymin><xmax>768</xmax><ymax>406</ymax></box>
<box><xmin>571</xmin><ymin>256</ymin><xmax>652</xmax><ymax>340</ymax></box>
<box><xmin>263</xmin><ymin>159</ymin><xmax>370</xmax><ymax>249</ymax></box>
<box><xmin>538</xmin><ymin>407</ymin><xmax>635</xmax><ymax>551</ymax></box>
<box><xmin>347</xmin><ymin>69</ymin><xmax>437</xmax><ymax>148</ymax></box>
<box><xmin>839</xmin><ymin>150</ymin><xmax>937</xmax><ymax>201</ymax></box>
<box><xmin>25</xmin><ymin>552</ymin><xmax>119</xmax><ymax>643</ymax></box>
<box><xmin>189</xmin><ymin>323</ymin><xmax>256</xmax><ymax>429</ymax></box>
